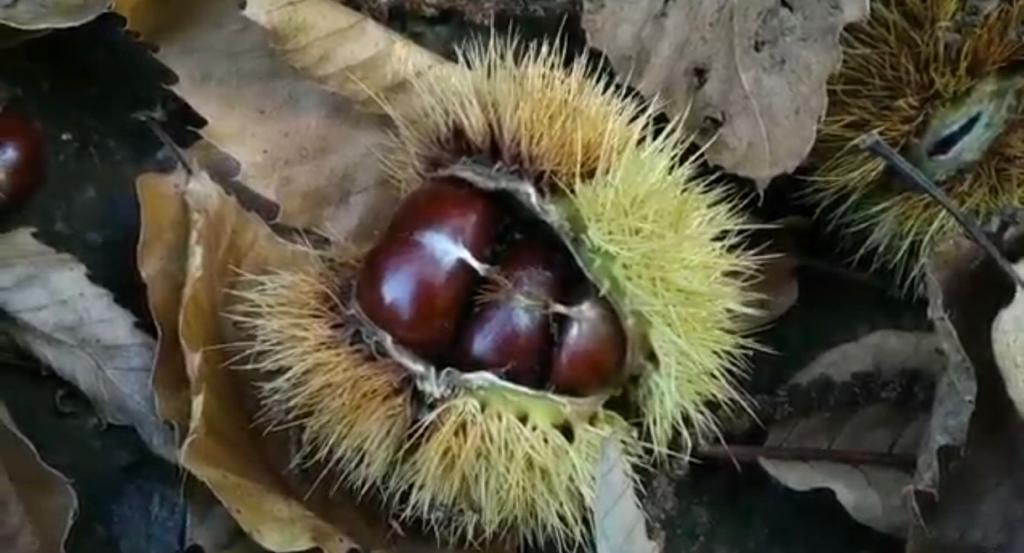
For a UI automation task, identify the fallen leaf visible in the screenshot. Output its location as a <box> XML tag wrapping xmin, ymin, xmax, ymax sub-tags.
<box><xmin>907</xmin><ymin>225</ymin><xmax>1024</xmax><ymax>552</ymax></box>
<box><xmin>137</xmin><ymin>169</ymin><xmax>494</xmax><ymax>553</ymax></box>
<box><xmin>991</xmin><ymin>260</ymin><xmax>1024</xmax><ymax>419</ymax></box>
<box><xmin>594</xmin><ymin>438</ymin><xmax>658</xmax><ymax>553</ymax></box>
<box><xmin>0</xmin><ymin>402</ymin><xmax>77</xmax><ymax>553</ymax></box>
<box><xmin>917</xmin><ymin>239</ymin><xmax>987</xmax><ymax>489</ymax></box>
<box><xmin>185</xmin><ymin>481</ymin><xmax>267</xmax><ymax>553</ymax></box>
<box><xmin>241</xmin><ymin>0</ymin><xmax>448</xmax><ymax>111</ymax></box>
<box><xmin>759</xmin><ymin>330</ymin><xmax>944</xmax><ymax>536</ymax></box>
<box><xmin>916</xmin><ymin>234</ymin><xmax>1007</xmax><ymax>491</ymax></box>
<box><xmin>113</xmin><ymin>0</ymin><xmax>398</xmax><ymax>238</ymax></box>
<box><xmin>581</xmin><ymin>0</ymin><xmax>868</xmax><ymax>186</ymax></box>
<box><xmin>0</xmin><ymin>228</ymin><xmax>175</xmax><ymax>461</ymax></box>
<box><xmin>136</xmin><ymin>169</ymin><xmax>190</xmax><ymax>429</ymax></box>
<box><xmin>0</xmin><ymin>0</ymin><xmax>109</xmax><ymax>30</ymax></box>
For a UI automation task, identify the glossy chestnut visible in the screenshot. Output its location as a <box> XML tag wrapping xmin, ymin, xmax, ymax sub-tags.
<box><xmin>455</xmin><ymin>239</ymin><xmax>568</xmax><ymax>387</ymax></box>
<box><xmin>0</xmin><ymin>105</ymin><xmax>45</xmax><ymax>211</ymax></box>
<box><xmin>355</xmin><ymin>177</ymin><xmax>501</xmax><ymax>358</ymax></box>
<box><xmin>549</xmin><ymin>294</ymin><xmax>626</xmax><ymax>396</ymax></box>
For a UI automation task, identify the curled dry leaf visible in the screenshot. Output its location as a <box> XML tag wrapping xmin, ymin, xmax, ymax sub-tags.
<box><xmin>594</xmin><ymin>438</ymin><xmax>658</xmax><ymax>553</ymax></box>
<box><xmin>0</xmin><ymin>0</ymin><xmax>108</xmax><ymax>30</ymax></box>
<box><xmin>136</xmin><ymin>169</ymin><xmax>498</xmax><ymax>553</ymax></box>
<box><xmin>991</xmin><ymin>259</ymin><xmax>1024</xmax><ymax>419</ymax></box>
<box><xmin>114</xmin><ymin>0</ymin><xmax>397</xmax><ymax>238</ymax></box>
<box><xmin>907</xmin><ymin>225</ymin><xmax>1024</xmax><ymax>552</ymax></box>
<box><xmin>184</xmin><ymin>481</ymin><xmax>266</xmax><ymax>553</ymax></box>
<box><xmin>136</xmin><ymin>170</ymin><xmax>190</xmax><ymax>429</ymax></box>
<box><xmin>138</xmin><ymin>169</ymin><xmax>354</xmax><ymax>553</ymax></box>
<box><xmin>759</xmin><ymin>330</ymin><xmax>944</xmax><ymax>536</ymax></box>
<box><xmin>241</xmin><ymin>0</ymin><xmax>448</xmax><ymax>111</ymax></box>
<box><xmin>582</xmin><ymin>0</ymin><xmax>868</xmax><ymax>186</ymax></box>
<box><xmin>917</xmin><ymin>235</ymin><xmax>1003</xmax><ymax>490</ymax></box>
<box><xmin>0</xmin><ymin>228</ymin><xmax>175</xmax><ymax>461</ymax></box>
<box><xmin>0</xmin><ymin>402</ymin><xmax>77</xmax><ymax>553</ymax></box>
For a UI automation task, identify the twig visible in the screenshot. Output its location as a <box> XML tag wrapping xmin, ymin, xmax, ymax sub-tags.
<box><xmin>858</xmin><ymin>132</ymin><xmax>1024</xmax><ymax>288</ymax></box>
<box><xmin>696</xmin><ymin>444</ymin><xmax>918</xmax><ymax>469</ymax></box>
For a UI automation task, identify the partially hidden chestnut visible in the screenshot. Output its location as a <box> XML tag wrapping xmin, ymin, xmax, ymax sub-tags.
<box><xmin>0</xmin><ymin>105</ymin><xmax>45</xmax><ymax>211</ymax></box>
<box><xmin>356</xmin><ymin>177</ymin><xmax>501</xmax><ymax>358</ymax></box>
<box><xmin>549</xmin><ymin>294</ymin><xmax>626</xmax><ymax>396</ymax></box>
<box><xmin>455</xmin><ymin>239</ymin><xmax>568</xmax><ymax>387</ymax></box>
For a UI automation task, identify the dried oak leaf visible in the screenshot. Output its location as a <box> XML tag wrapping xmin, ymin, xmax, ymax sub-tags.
<box><xmin>0</xmin><ymin>228</ymin><xmax>175</xmax><ymax>461</ymax></box>
<box><xmin>113</xmin><ymin>0</ymin><xmax>399</xmax><ymax>238</ymax></box>
<box><xmin>906</xmin><ymin>226</ymin><xmax>1024</xmax><ymax>553</ymax></box>
<box><xmin>0</xmin><ymin>402</ymin><xmax>77</xmax><ymax>553</ymax></box>
<box><xmin>241</xmin><ymin>0</ymin><xmax>448</xmax><ymax>112</ymax></box>
<box><xmin>759</xmin><ymin>330</ymin><xmax>944</xmax><ymax>536</ymax></box>
<box><xmin>136</xmin><ymin>169</ymin><xmax>502</xmax><ymax>553</ymax></box>
<box><xmin>582</xmin><ymin>0</ymin><xmax>869</xmax><ymax>187</ymax></box>
<box><xmin>0</xmin><ymin>0</ymin><xmax>108</xmax><ymax>30</ymax></box>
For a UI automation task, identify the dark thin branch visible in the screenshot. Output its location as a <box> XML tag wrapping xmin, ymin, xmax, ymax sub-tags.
<box><xmin>696</xmin><ymin>444</ymin><xmax>918</xmax><ymax>469</ymax></box>
<box><xmin>858</xmin><ymin>132</ymin><xmax>1024</xmax><ymax>288</ymax></box>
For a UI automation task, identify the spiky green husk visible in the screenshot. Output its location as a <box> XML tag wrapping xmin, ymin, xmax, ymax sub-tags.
<box><xmin>234</xmin><ymin>38</ymin><xmax>755</xmax><ymax>548</ymax></box>
<box><xmin>230</xmin><ymin>258</ymin><xmax>412</xmax><ymax>491</ymax></box>
<box><xmin>231</xmin><ymin>252</ymin><xmax>638</xmax><ymax>548</ymax></box>
<box><xmin>807</xmin><ymin>0</ymin><xmax>1024</xmax><ymax>292</ymax></box>
<box><xmin>389</xmin><ymin>37</ymin><xmax>757</xmax><ymax>453</ymax></box>
<box><xmin>567</xmin><ymin>134</ymin><xmax>757</xmax><ymax>452</ymax></box>
<box><xmin>394</xmin><ymin>397</ymin><xmax>636</xmax><ymax>548</ymax></box>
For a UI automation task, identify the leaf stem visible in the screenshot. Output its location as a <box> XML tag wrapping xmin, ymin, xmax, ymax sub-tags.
<box><xmin>858</xmin><ymin>132</ymin><xmax>1024</xmax><ymax>288</ymax></box>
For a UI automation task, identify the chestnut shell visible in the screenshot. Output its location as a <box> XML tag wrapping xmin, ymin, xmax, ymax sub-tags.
<box><xmin>355</xmin><ymin>177</ymin><xmax>501</xmax><ymax>358</ymax></box>
<box><xmin>0</xmin><ymin>105</ymin><xmax>45</xmax><ymax>211</ymax></box>
<box><xmin>455</xmin><ymin>239</ymin><xmax>568</xmax><ymax>387</ymax></box>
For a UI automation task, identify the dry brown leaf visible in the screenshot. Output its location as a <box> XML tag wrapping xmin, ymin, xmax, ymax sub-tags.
<box><xmin>0</xmin><ymin>228</ymin><xmax>175</xmax><ymax>461</ymax></box>
<box><xmin>594</xmin><ymin>438</ymin><xmax>658</xmax><ymax>553</ymax></box>
<box><xmin>0</xmin><ymin>0</ymin><xmax>108</xmax><ymax>30</ymax></box>
<box><xmin>992</xmin><ymin>260</ymin><xmax>1024</xmax><ymax>419</ymax></box>
<box><xmin>582</xmin><ymin>0</ymin><xmax>868</xmax><ymax>186</ymax></box>
<box><xmin>113</xmin><ymin>0</ymin><xmax>397</xmax><ymax>238</ymax></box>
<box><xmin>241</xmin><ymin>0</ymin><xmax>448</xmax><ymax>111</ymax></box>
<box><xmin>146</xmin><ymin>168</ymin><xmax>362</xmax><ymax>553</ymax></box>
<box><xmin>908</xmin><ymin>225</ymin><xmax>1024</xmax><ymax>552</ymax></box>
<box><xmin>138</xmin><ymin>169</ymin><xmax>499</xmax><ymax>553</ymax></box>
<box><xmin>136</xmin><ymin>170</ymin><xmax>191</xmax><ymax>429</ymax></box>
<box><xmin>759</xmin><ymin>330</ymin><xmax>944</xmax><ymax>536</ymax></box>
<box><xmin>0</xmin><ymin>403</ymin><xmax>77</xmax><ymax>553</ymax></box>
<box><xmin>185</xmin><ymin>481</ymin><xmax>267</xmax><ymax>553</ymax></box>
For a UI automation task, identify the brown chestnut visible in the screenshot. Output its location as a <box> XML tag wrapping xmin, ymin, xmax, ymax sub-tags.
<box><xmin>549</xmin><ymin>295</ymin><xmax>626</xmax><ymax>396</ymax></box>
<box><xmin>455</xmin><ymin>239</ymin><xmax>568</xmax><ymax>387</ymax></box>
<box><xmin>356</xmin><ymin>178</ymin><xmax>500</xmax><ymax>358</ymax></box>
<box><xmin>0</xmin><ymin>105</ymin><xmax>45</xmax><ymax>211</ymax></box>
